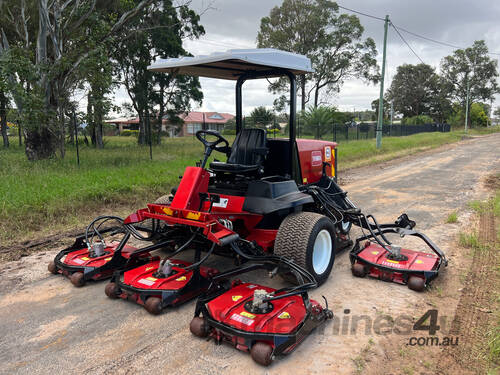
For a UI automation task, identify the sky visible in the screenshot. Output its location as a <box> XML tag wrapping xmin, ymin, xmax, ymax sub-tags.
<box><xmin>110</xmin><ymin>0</ymin><xmax>500</xmax><ymax>117</ymax></box>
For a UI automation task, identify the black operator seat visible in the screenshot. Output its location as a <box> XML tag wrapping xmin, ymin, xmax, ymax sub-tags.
<box><xmin>210</xmin><ymin>128</ymin><xmax>267</xmax><ymax>174</ymax></box>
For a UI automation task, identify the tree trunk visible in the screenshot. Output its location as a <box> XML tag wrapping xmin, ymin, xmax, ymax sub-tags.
<box><xmin>314</xmin><ymin>85</ymin><xmax>320</xmax><ymax>108</ymax></box>
<box><xmin>0</xmin><ymin>91</ymin><xmax>9</xmax><ymax>148</ymax></box>
<box><xmin>25</xmin><ymin>127</ymin><xmax>57</xmax><ymax>160</ymax></box>
<box><xmin>18</xmin><ymin>122</ymin><xmax>22</xmax><ymax>146</ymax></box>
<box><xmin>138</xmin><ymin>111</ymin><xmax>146</xmax><ymax>145</ymax></box>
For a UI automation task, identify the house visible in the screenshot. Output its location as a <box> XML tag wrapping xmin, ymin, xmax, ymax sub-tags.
<box><xmin>104</xmin><ymin>117</ymin><xmax>140</xmax><ymax>133</ymax></box>
<box><xmin>177</xmin><ymin>111</ymin><xmax>234</xmax><ymax>136</ymax></box>
<box><xmin>105</xmin><ymin>111</ymin><xmax>234</xmax><ymax>137</ymax></box>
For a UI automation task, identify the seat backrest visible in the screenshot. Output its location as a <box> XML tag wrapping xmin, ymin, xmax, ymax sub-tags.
<box><xmin>227</xmin><ymin>128</ymin><xmax>267</xmax><ymax>166</ymax></box>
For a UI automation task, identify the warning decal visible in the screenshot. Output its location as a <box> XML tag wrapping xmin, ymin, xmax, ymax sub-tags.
<box><xmin>230</xmin><ymin>313</ymin><xmax>254</xmax><ymax>326</ymax></box>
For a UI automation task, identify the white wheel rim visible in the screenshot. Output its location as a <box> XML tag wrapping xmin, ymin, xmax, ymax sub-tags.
<box><xmin>341</xmin><ymin>221</ymin><xmax>350</xmax><ymax>232</ymax></box>
<box><xmin>312</xmin><ymin>229</ymin><xmax>332</xmax><ymax>275</ymax></box>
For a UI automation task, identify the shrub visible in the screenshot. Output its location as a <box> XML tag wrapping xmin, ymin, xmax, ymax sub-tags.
<box><xmin>120</xmin><ymin>129</ymin><xmax>139</xmax><ymax>137</ymax></box>
<box><xmin>402</xmin><ymin>115</ymin><xmax>434</xmax><ymax>125</ymax></box>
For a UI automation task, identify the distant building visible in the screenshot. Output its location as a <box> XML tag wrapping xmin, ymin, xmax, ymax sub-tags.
<box><xmin>104</xmin><ymin>117</ymin><xmax>139</xmax><ymax>133</ymax></box>
<box><xmin>177</xmin><ymin>111</ymin><xmax>234</xmax><ymax>136</ymax></box>
<box><xmin>105</xmin><ymin>111</ymin><xmax>234</xmax><ymax>137</ymax></box>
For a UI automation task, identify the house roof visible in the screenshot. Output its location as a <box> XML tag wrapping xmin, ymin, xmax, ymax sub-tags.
<box><xmin>104</xmin><ymin>117</ymin><xmax>139</xmax><ymax>124</ymax></box>
<box><xmin>179</xmin><ymin>111</ymin><xmax>234</xmax><ymax>124</ymax></box>
<box><xmin>148</xmin><ymin>49</ymin><xmax>313</xmax><ymax>80</ymax></box>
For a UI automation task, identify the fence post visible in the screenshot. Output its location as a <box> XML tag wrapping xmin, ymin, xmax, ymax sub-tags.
<box><xmin>357</xmin><ymin>124</ymin><xmax>359</xmax><ymax>140</ymax></box>
<box><xmin>345</xmin><ymin>124</ymin><xmax>348</xmax><ymax>142</ymax></box>
<box><xmin>72</xmin><ymin>110</ymin><xmax>80</xmax><ymax>166</ymax></box>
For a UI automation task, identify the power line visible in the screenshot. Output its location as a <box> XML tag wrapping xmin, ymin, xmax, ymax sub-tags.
<box><xmin>337</xmin><ymin>4</ymin><xmax>385</xmax><ymax>21</ymax></box>
<box><xmin>390</xmin><ymin>22</ymin><xmax>426</xmax><ymax>64</ymax></box>
<box><xmin>337</xmin><ymin>3</ymin><xmax>500</xmax><ymax>57</ymax></box>
<box><xmin>392</xmin><ymin>24</ymin><xmax>500</xmax><ymax>56</ymax></box>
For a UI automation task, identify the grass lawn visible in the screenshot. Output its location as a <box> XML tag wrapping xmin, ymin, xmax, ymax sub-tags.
<box><xmin>1</xmin><ymin>126</ymin><xmax>499</xmax><ymax>244</ymax></box>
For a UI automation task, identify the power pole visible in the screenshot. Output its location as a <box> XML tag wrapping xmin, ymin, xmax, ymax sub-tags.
<box><xmin>376</xmin><ymin>15</ymin><xmax>389</xmax><ymax>149</ymax></box>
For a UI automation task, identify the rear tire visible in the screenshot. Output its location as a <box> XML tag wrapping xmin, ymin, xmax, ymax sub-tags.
<box><xmin>190</xmin><ymin>317</ymin><xmax>209</xmax><ymax>337</ymax></box>
<box><xmin>352</xmin><ymin>263</ymin><xmax>367</xmax><ymax>278</ymax></box>
<box><xmin>144</xmin><ymin>297</ymin><xmax>162</xmax><ymax>315</ymax></box>
<box><xmin>250</xmin><ymin>342</ymin><xmax>274</xmax><ymax>366</ymax></box>
<box><xmin>274</xmin><ymin>212</ymin><xmax>335</xmax><ymax>286</ymax></box>
<box><xmin>48</xmin><ymin>261</ymin><xmax>58</xmax><ymax>275</ymax></box>
<box><xmin>70</xmin><ymin>272</ymin><xmax>85</xmax><ymax>287</ymax></box>
<box><xmin>408</xmin><ymin>276</ymin><xmax>425</xmax><ymax>292</ymax></box>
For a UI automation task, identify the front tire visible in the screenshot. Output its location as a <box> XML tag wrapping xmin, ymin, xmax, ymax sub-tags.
<box><xmin>274</xmin><ymin>212</ymin><xmax>335</xmax><ymax>286</ymax></box>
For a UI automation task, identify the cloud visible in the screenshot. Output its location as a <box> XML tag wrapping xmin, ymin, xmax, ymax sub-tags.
<box><xmin>108</xmin><ymin>0</ymin><xmax>500</xmax><ymax>116</ymax></box>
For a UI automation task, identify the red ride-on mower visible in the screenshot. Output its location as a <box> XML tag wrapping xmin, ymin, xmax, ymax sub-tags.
<box><xmin>105</xmin><ymin>234</ymin><xmax>219</xmax><ymax>315</ymax></box>
<box><xmin>349</xmin><ymin>214</ymin><xmax>447</xmax><ymax>291</ymax></box>
<box><xmin>190</xmin><ymin>250</ymin><xmax>333</xmax><ymax>366</ymax></box>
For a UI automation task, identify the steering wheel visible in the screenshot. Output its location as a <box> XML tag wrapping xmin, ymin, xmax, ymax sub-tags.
<box><xmin>195</xmin><ymin>130</ymin><xmax>230</xmax><ymax>168</ymax></box>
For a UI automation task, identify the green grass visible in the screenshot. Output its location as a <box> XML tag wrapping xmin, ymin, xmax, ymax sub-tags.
<box><xmin>0</xmin><ymin>126</ymin><xmax>499</xmax><ymax>244</ymax></box>
<box><xmin>446</xmin><ymin>211</ymin><xmax>458</xmax><ymax>224</ymax></box>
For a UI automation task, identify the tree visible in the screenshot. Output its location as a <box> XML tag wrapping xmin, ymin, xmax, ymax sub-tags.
<box><xmin>0</xmin><ymin>0</ymin><xmax>160</xmax><ymax>160</ymax></box>
<box><xmin>387</xmin><ymin>63</ymin><xmax>450</xmax><ymax>119</ymax></box>
<box><xmin>441</xmin><ymin>40</ymin><xmax>500</xmax><ymax>128</ymax></box>
<box><xmin>300</xmin><ymin>106</ymin><xmax>334</xmax><ymax>138</ymax></box>
<box><xmin>371</xmin><ymin>98</ymin><xmax>390</xmax><ymax>120</ymax></box>
<box><xmin>114</xmin><ymin>0</ymin><xmax>204</xmax><ymax>145</ymax></box>
<box><xmin>494</xmin><ymin>107</ymin><xmax>500</xmax><ymax>119</ymax></box>
<box><xmin>257</xmin><ymin>0</ymin><xmax>379</xmax><ymax>110</ymax></box>
<box><xmin>249</xmin><ymin>106</ymin><xmax>275</xmax><ymax>128</ymax></box>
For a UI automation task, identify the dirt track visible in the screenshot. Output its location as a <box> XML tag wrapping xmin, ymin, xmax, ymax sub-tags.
<box><xmin>0</xmin><ymin>133</ymin><xmax>499</xmax><ymax>375</ymax></box>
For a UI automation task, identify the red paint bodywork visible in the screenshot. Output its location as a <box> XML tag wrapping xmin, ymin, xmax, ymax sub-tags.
<box><xmin>356</xmin><ymin>242</ymin><xmax>440</xmax><ymax>284</ymax></box>
<box><xmin>59</xmin><ymin>242</ymin><xmax>146</xmax><ymax>280</ymax></box>
<box><xmin>63</xmin><ymin>241</ymin><xmax>138</xmax><ymax>265</ymax></box>
<box><xmin>206</xmin><ymin>282</ymin><xmax>323</xmax><ymax>352</ymax></box>
<box><xmin>170</xmin><ymin>167</ymin><xmax>210</xmax><ymax>210</ymax></box>
<box><xmin>123</xmin><ymin>259</ymin><xmax>217</xmax><ymax>290</ymax></box>
<box><xmin>296</xmin><ymin>139</ymin><xmax>337</xmax><ymax>184</ymax></box>
<box><xmin>118</xmin><ymin>258</ymin><xmax>218</xmax><ymax>307</ymax></box>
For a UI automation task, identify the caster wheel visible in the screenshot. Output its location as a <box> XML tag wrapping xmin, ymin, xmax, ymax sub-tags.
<box><xmin>105</xmin><ymin>282</ymin><xmax>120</xmax><ymax>299</ymax></box>
<box><xmin>251</xmin><ymin>342</ymin><xmax>274</xmax><ymax>366</ymax></box>
<box><xmin>70</xmin><ymin>272</ymin><xmax>85</xmax><ymax>287</ymax></box>
<box><xmin>144</xmin><ymin>297</ymin><xmax>162</xmax><ymax>315</ymax></box>
<box><xmin>190</xmin><ymin>317</ymin><xmax>209</xmax><ymax>337</ymax></box>
<box><xmin>408</xmin><ymin>276</ymin><xmax>425</xmax><ymax>292</ymax></box>
<box><xmin>48</xmin><ymin>261</ymin><xmax>58</xmax><ymax>275</ymax></box>
<box><xmin>352</xmin><ymin>263</ymin><xmax>367</xmax><ymax>278</ymax></box>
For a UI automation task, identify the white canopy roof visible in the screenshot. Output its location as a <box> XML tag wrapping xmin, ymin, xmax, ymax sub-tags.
<box><xmin>148</xmin><ymin>48</ymin><xmax>313</xmax><ymax>80</ymax></box>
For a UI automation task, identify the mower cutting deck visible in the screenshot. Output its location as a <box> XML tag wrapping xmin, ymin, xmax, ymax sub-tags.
<box><xmin>350</xmin><ymin>222</ymin><xmax>447</xmax><ymax>291</ymax></box>
<box><xmin>190</xmin><ymin>256</ymin><xmax>332</xmax><ymax>366</ymax></box>
<box><xmin>105</xmin><ymin>257</ymin><xmax>219</xmax><ymax>314</ymax></box>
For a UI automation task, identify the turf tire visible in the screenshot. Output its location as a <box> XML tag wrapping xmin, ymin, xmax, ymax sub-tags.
<box><xmin>274</xmin><ymin>212</ymin><xmax>335</xmax><ymax>286</ymax></box>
